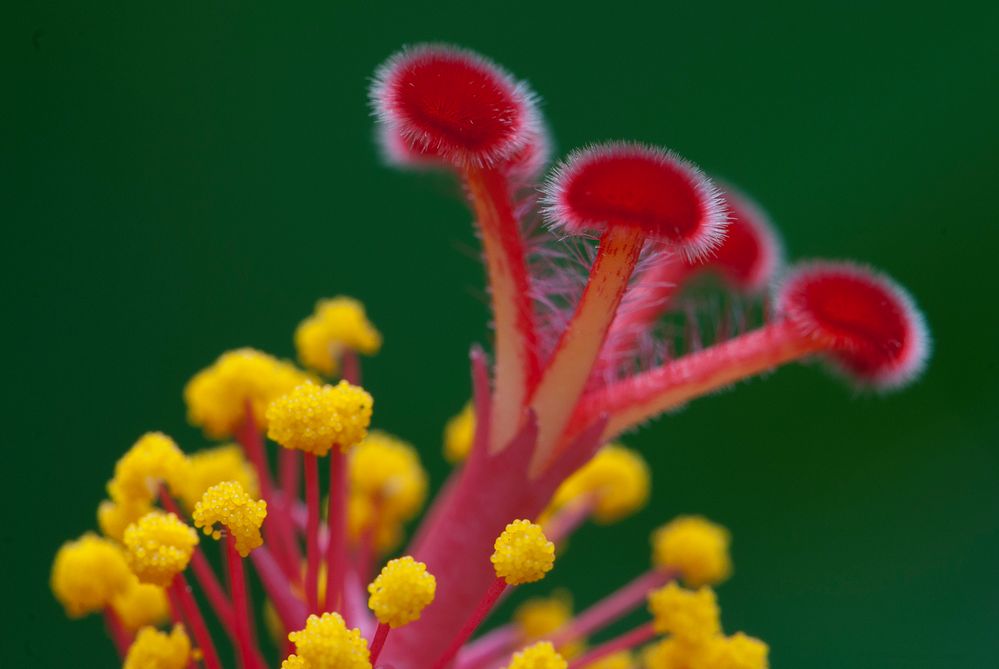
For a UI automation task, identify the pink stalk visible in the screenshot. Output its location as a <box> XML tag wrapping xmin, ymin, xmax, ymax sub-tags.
<box><xmin>567</xmin><ymin>622</ymin><xmax>656</xmax><ymax>669</ymax></box>
<box><xmin>159</xmin><ymin>487</ymin><xmax>235</xmax><ymax>634</ymax></box>
<box><xmin>543</xmin><ymin>496</ymin><xmax>595</xmax><ymax>544</ymax></box>
<box><xmin>575</xmin><ymin>319</ymin><xmax>824</xmax><ymax>442</ymax></box>
<box><xmin>249</xmin><ymin>545</ymin><xmax>307</xmax><ymax>629</ymax></box>
<box><xmin>342</xmin><ymin>349</ymin><xmax>361</xmax><ymax>384</ymax></box>
<box><xmin>103</xmin><ymin>607</ymin><xmax>130</xmax><ymax>658</ymax></box>
<box><xmin>528</xmin><ymin>225</ymin><xmax>646</xmax><ymax>472</ymax></box>
<box><xmin>238</xmin><ymin>408</ymin><xmax>300</xmax><ymax>580</ymax></box>
<box><xmin>549</xmin><ymin>569</ymin><xmax>671</xmax><ymax>648</ymax></box>
<box><xmin>304</xmin><ymin>453</ymin><xmax>321</xmax><ymax>613</ymax></box>
<box><xmin>169</xmin><ymin>574</ymin><xmax>222</xmax><ymax>669</ymax></box>
<box><xmin>278</xmin><ymin>448</ymin><xmax>301</xmax><ymax>516</ymax></box>
<box><xmin>226</xmin><ymin>535</ymin><xmax>262</xmax><ymax>669</ymax></box>
<box><xmin>463</xmin><ymin>165</ymin><xmax>540</xmax><ymax>454</ymax></box>
<box><xmin>431</xmin><ymin>578</ymin><xmax>508</xmax><ymax>669</ymax></box>
<box><xmin>369</xmin><ymin>622</ymin><xmax>390</xmax><ymax>665</ymax></box>
<box><xmin>454</xmin><ymin>624</ymin><xmax>518</xmax><ymax>669</ymax></box>
<box><xmin>324</xmin><ymin>447</ymin><xmax>348</xmax><ymax>615</ymax></box>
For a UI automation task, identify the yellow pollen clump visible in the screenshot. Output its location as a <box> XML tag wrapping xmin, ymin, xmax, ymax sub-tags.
<box><xmin>351</xmin><ymin>431</ymin><xmax>427</xmax><ymax>523</ymax></box>
<box><xmin>123</xmin><ymin>624</ymin><xmax>191</xmax><ymax>669</ymax></box>
<box><xmin>295</xmin><ymin>296</ymin><xmax>382</xmax><ymax>376</ymax></box>
<box><xmin>283</xmin><ymin>612</ymin><xmax>371</xmax><ymax>669</ymax></box>
<box><xmin>504</xmin><ymin>641</ymin><xmax>567</xmax><ymax>669</ymax></box>
<box><xmin>642</xmin><ymin>638</ymin><xmax>712</xmax><ymax>669</ymax></box>
<box><xmin>98</xmin><ymin>498</ymin><xmax>152</xmax><ymax>541</ymax></box>
<box><xmin>50</xmin><ymin>533</ymin><xmax>132</xmax><ymax>617</ymax></box>
<box><xmin>367</xmin><ymin>556</ymin><xmax>437</xmax><ymax>628</ymax></box>
<box><xmin>123</xmin><ymin>511</ymin><xmax>199</xmax><ymax>587</ymax></box>
<box><xmin>703</xmin><ymin>633</ymin><xmax>769</xmax><ymax>669</ymax></box>
<box><xmin>492</xmin><ymin>519</ymin><xmax>556</xmax><ymax>585</ymax></box>
<box><xmin>107</xmin><ymin>432</ymin><xmax>189</xmax><ymax>505</ymax></box>
<box><xmin>648</xmin><ymin>583</ymin><xmax>721</xmax><ymax>644</ymax></box>
<box><xmin>585</xmin><ymin>651</ymin><xmax>634</xmax><ymax>669</ymax></box>
<box><xmin>179</xmin><ymin>444</ymin><xmax>260</xmax><ymax>511</ymax></box>
<box><xmin>111</xmin><ymin>579</ymin><xmax>170</xmax><ymax>631</ymax></box>
<box><xmin>514</xmin><ymin>593</ymin><xmax>585</xmax><ymax>659</ymax></box>
<box><xmin>192</xmin><ymin>480</ymin><xmax>268</xmax><ymax>557</ymax></box>
<box><xmin>267</xmin><ymin>380</ymin><xmax>373</xmax><ymax>456</ymax></box>
<box><xmin>652</xmin><ymin>516</ymin><xmax>732</xmax><ymax>587</ymax></box>
<box><xmin>549</xmin><ymin>444</ymin><xmax>650</xmax><ymax>524</ymax></box>
<box><xmin>184</xmin><ymin>348</ymin><xmax>309</xmax><ymax>439</ymax></box>
<box><xmin>443</xmin><ymin>402</ymin><xmax>476</xmax><ymax>463</ymax></box>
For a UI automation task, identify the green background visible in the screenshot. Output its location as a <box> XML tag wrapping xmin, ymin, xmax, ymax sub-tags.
<box><xmin>6</xmin><ymin>1</ymin><xmax>997</xmax><ymax>666</ymax></box>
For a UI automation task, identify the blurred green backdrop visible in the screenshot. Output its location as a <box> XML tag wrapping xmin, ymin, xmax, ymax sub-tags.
<box><xmin>6</xmin><ymin>1</ymin><xmax>998</xmax><ymax>666</ymax></box>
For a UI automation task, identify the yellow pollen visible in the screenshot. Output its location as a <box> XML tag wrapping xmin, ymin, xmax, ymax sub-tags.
<box><xmin>652</xmin><ymin>516</ymin><xmax>732</xmax><ymax>587</ymax></box>
<box><xmin>585</xmin><ymin>651</ymin><xmax>634</xmax><ymax>669</ymax></box>
<box><xmin>647</xmin><ymin>582</ymin><xmax>721</xmax><ymax>644</ymax></box>
<box><xmin>367</xmin><ymin>556</ymin><xmax>437</xmax><ymax>628</ymax></box>
<box><xmin>549</xmin><ymin>444</ymin><xmax>650</xmax><ymax>524</ymax></box>
<box><xmin>704</xmin><ymin>632</ymin><xmax>769</xmax><ymax>669</ymax></box>
<box><xmin>50</xmin><ymin>533</ymin><xmax>132</xmax><ymax>617</ymax></box>
<box><xmin>351</xmin><ymin>431</ymin><xmax>428</xmax><ymax>523</ymax></box>
<box><xmin>492</xmin><ymin>519</ymin><xmax>556</xmax><ymax>585</ymax></box>
<box><xmin>642</xmin><ymin>638</ymin><xmax>712</xmax><ymax>669</ymax></box>
<box><xmin>184</xmin><ymin>347</ymin><xmax>309</xmax><ymax>439</ymax></box>
<box><xmin>504</xmin><ymin>641</ymin><xmax>567</xmax><ymax>669</ymax></box>
<box><xmin>179</xmin><ymin>444</ymin><xmax>260</xmax><ymax>512</ymax></box>
<box><xmin>98</xmin><ymin>498</ymin><xmax>153</xmax><ymax>542</ymax></box>
<box><xmin>123</xmin><ymin>511</ymin><xmax>199</xmax><ymax>587</ymax></box>
<box><xmin>267</xmin><ymin>380</ymin><xmax>373</xmax><ymax>456</ymax></box>
<box><xmin>124</xmin><ymin>624</ymin><xmax>191</xmax><ymax>669</ymax></box>
<box><xmin>295</xmin><ymin>296</ymin><xmax>382</xmax><ymax>376</ymax></box>
<box><xmin>514</xmin><ymin>593</ymin><xmax>585</xmax><ymax>659</ymax></box>
<box><xmin>111</xmin><ymin>580</ymin><xmax>171</xmax><ymax>631</ymax></box>
<box><xmin>107</xmin><ymin>432</ymin><xmax>189</xmax><ymax>506</ymax></box>
<box><xmin>192</xmin><ymin>480</ymin><xmax>268</xmax><ymax>557</ymax></box>
<box><xmin>443</xmin><ymin>401</ymin><xmax>476</xmax><ymax>463</ymax></box>
<box><xmin>283</xmin><ymin>612</ymin><xmax>371</xmax><ymax>669</ymax></box>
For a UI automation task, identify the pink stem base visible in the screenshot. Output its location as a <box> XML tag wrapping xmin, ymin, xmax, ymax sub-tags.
<box><xmin>370</xmin><ymin>622</ymin><xmax>390</xmax><ymax>665</ymax></box>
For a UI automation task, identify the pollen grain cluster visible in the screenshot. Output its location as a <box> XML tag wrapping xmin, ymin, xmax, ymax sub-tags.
<box><xmin>367</xmin><ymin>556</ymin><xmax>436</xmax><ymax>628</ymax></box>
<box><xmin>123</xmin><ymin>511</ymin><xmax>199</xmax><ymax>587</ymax></box>
<box><xmin>267</xmin><ymin>380</ymin><xmax>373</xmax><ymax>456</ymax></box>
<box><xmin>192</xmin><ymin>480</ymin><xmax>267</xmax><ymax>557</ymax></box>
<box><xmin>492</xmin><ymin>519</ymin><xmax>556</xmax><ymax>585</ymax></box>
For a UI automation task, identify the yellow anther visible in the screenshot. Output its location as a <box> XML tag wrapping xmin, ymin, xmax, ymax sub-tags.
<box><xmin>651</xmin><ymin>516</ymin><xmax>732</xmax><ymax>587</ymax></box>
<box><xmin>704</xmin><ymin>633</ymin><xmax>769</xmax><ymax>669</ymax></box>
<box><xmin>585</xmin><ymin>651</ymin><xmax>634</xmax><ymax>669</ymax></box>
<box><xmin>351</xmin><ymin>431</ymin><xmax>427</xmax><ymax>522</ymax></box>
<box><xmin>514</xmin><ymin>593</ymin><xmax>585</xmax><ymax>659</ymax></box>
<box><xmin>107</xmin><ymin>432</ymin><xmax>189</xmax><ymax>505</ymax></box>
<box><xmin>192</xmin><ymin>480</ymin><xmax>268</xmax><ymax>557</ymax></box>
<box><xmin>492</xmin><ymin>519</ymin><xmax>556</xmax><ymax>585</ymax></box>
<box><xmin>549</xmin><ymin>444</ymin><xmax>650</xmax><ymax>523</ymax></box>
<box><xmin>98</xmin><ymin>498</ymin><xmax>152</xmax><ymax>542</ymax></box>
<box><xmin>504</xmin><ymin>641</ymin><xmax>567</xmax><ymax>669</ymax></box>
<box><xmin>123</xmin><ymin>624</ymin><xmax>191</xmax><ymax>669</ymax></box>
<box><xmin>443</xmin><ymin>402</ymin><xmax>476</xmax><ymax>463</ymax></box>
<box><xmin>123</xmin><ymin>511</ymin><xmax>199</xmax><ymax>587</ymax></box>
<box><xmin>284</xmin><ymin>612</ymin><xmax>371</xmax><ymax>669</ymax></box>
<box><xmin>295</xmin><ymin>296</ymin><xmax>382</xmax><ymax>376</ymax></box>
<box><xmin>111</xmin><ymin>580</ymin><xmax>170</xmax><ymax>631</ymax></box>
<box><xmin>267</xmin><ymin>380</ymin><xmax>373</xmax><ymax>456</ymax></box>
<box><xmin>642</xmin><ymin>638</ymin><xmax>711</xmax><ymax>669</ymax></box>
<box><xmin>367</xmin><ymin>556</ymin><xmax>437</xmax><ymax>628</ymax></box>
<box><xmin>179</xmin><ymin>444</ymin><xmax>260</xmax><ymax>512</ymax></box>
<box><xmin>647</xmin><ymin>582</ymin><xmax>721</xmax><ymax>644</ymax></box>
<box><xmin>50</xmin><ymin>533</ymin><xmax>132</xmax><ymax>617</ymax></box>
<box><xmin>184</xmin><ymin>348</ymin><xmax>309</xmax><ymax>439</ymax></box>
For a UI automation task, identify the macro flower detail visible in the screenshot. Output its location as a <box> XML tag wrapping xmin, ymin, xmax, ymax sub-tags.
<box><xmin>267</xmin><ymin>380</ymin><xmax>373</xmax><ymax>456</ymax></box>
<box><xmin>491</xmin><ymin>519</ymin><xmax>556</xmax><ymax>585</ymax></box>
<box><xmin>505</xmin><ymin>641</ymin><xmax>567</xmax><ymax>669</ymax></box>
<box><xmin>50</xmin><ymin>41</ymin><xmax>929</xmax><ymax>669</ymax></box>
<box><xmin>295</xmin><ymin>296</ymin><xmax>383</xmax><ymax>377</ymax></box>
<box><xmin>652</xmin><ymin>516</ymin><xmax>732</xmax><ymax>587</ymax></box>
<box><xmin>123</xmin><ymin>624</ymin><xmax>192</xmax><ymax>669</ymax></box>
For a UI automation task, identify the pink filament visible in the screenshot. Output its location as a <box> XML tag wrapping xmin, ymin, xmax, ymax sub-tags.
<box><xmin>370</xmin><ymin>622</ymin><xmax>391</xmax><ymax>665</ymax></box>
<box><xmin>432</xmin><ymin>578</ymin><xmax>508</xmax><ymax>669</ymax></box>
<box><xmin>169</xmin><ymin>575</ymin><xmax>222</xmax><ymax>669</ymax></box>
<box><xmin>325</xmin><ymin>448</ymin><xmax>348</xmax><ymax>616</ymax></box>
<box><xmin>567</xmin><ymin>622</ymin><xmax>656</xmax><ymax>669</ymax></box>
<box><xmin>304</xmin><ymin>453</ymin><xmax>321</xmax><ymax>613</ymax></box>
